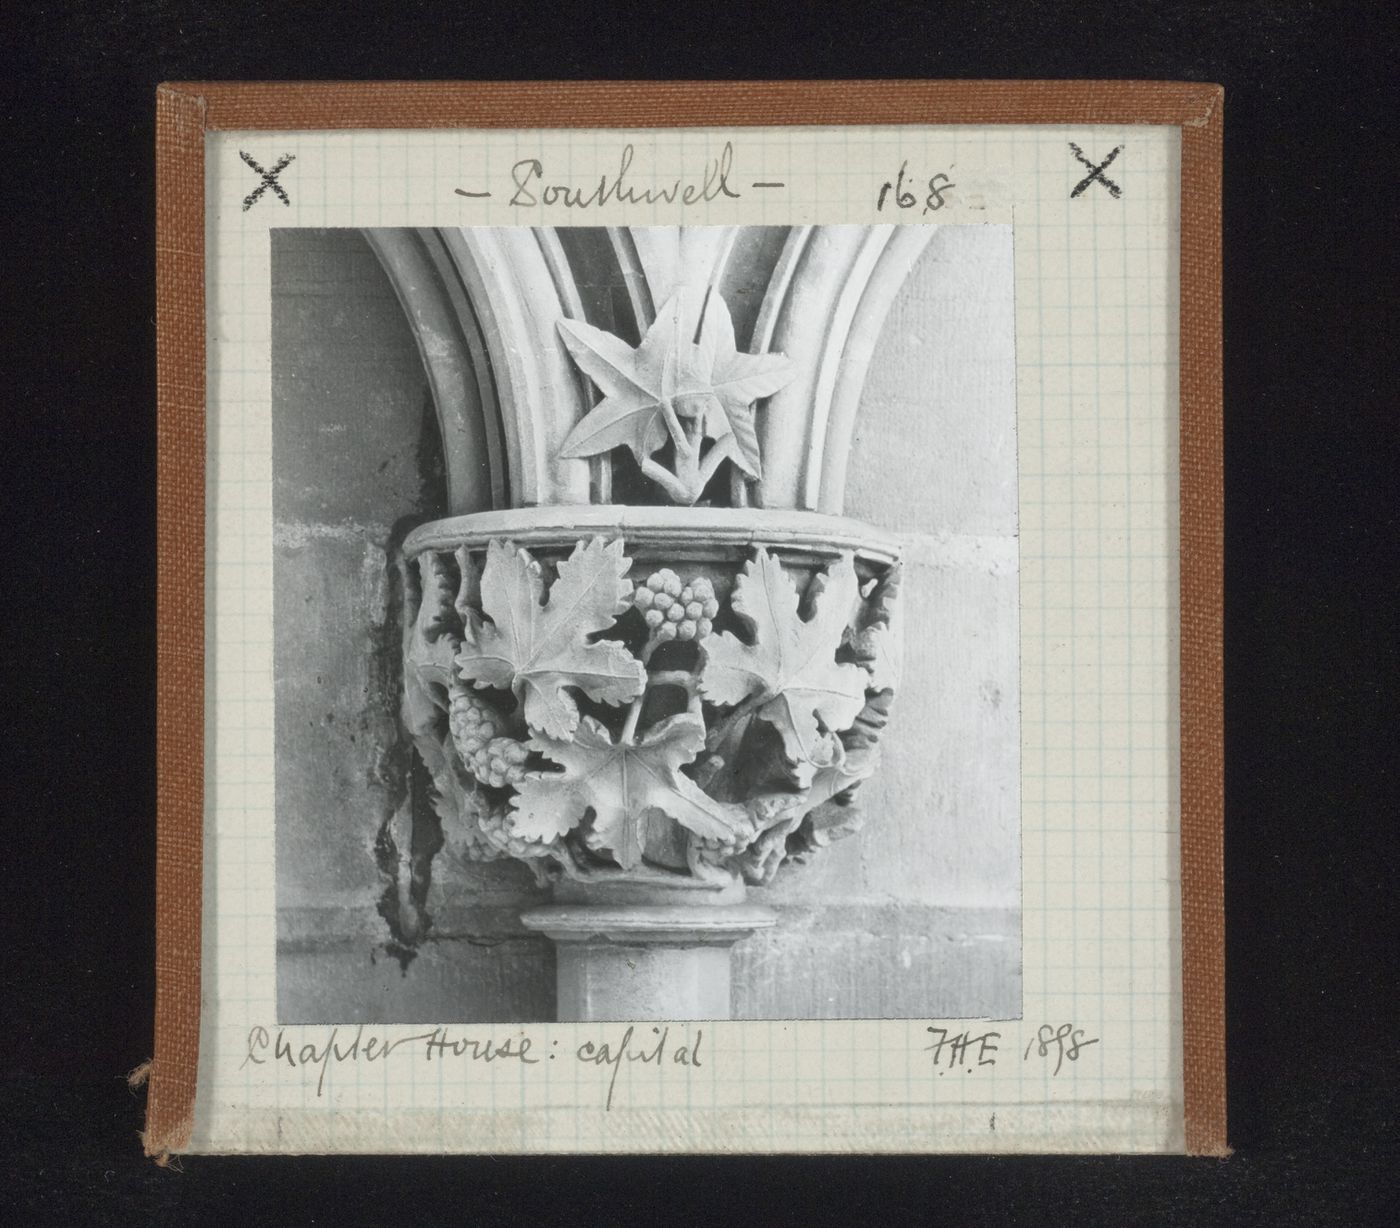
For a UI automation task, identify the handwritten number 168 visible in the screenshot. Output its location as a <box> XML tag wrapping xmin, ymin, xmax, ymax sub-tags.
<box><xmin>877</xmin><ymin>162</ymin><xmax>955</xmax><ymax>214</ymax></box>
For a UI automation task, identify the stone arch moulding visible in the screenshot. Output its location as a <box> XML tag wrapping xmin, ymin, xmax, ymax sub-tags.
<box><xmin>366</xmin><ymin>224</ymin><xmax>939</xmax><ymax>515</ymax></box>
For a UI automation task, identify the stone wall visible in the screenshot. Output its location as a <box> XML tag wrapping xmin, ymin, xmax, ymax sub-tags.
<box><xmin>274</xmin><ymin>226</ymin><xmax>1020</xmax><ymax>1023</ymax></box>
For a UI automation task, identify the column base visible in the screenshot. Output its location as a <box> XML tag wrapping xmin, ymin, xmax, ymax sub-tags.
<box><xmin>520</xmin><ymin>893</ymin><xmax>776</xmax><ymax>1022</ymax></box>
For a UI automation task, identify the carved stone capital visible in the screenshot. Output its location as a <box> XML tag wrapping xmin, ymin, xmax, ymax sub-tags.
<box><xmin>401</xmin><ymin>508</ymin><xmax>902</xmax><ymax>891</ymax></box>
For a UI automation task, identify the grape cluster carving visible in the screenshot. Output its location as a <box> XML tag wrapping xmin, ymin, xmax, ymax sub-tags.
<box><xmin>633</xmin><ymin>569</ymin><xmax>720</xmax><ymax>644</ymax></box>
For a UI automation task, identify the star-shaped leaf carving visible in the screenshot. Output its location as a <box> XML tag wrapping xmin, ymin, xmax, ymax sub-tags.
<box><xmin>454</xmin><ymin>537</ymin><xmax>645</xmax><ymax>740</ymax></box>
<box><xmin>700</xmin><ymin>549</ymin><xmax>867</xmax><ymax>774</ymax></box>
<box><xmin>556</xmin><ymin>291</ymin><xmax>795</xmax><ymax>497</ymax></box>
<box><xmin>511</xmin><ymin>714</ymin><xmax>750</xmax><ymax>869</ymax></box>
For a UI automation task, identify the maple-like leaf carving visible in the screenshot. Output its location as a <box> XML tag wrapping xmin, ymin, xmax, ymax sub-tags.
<box><xmin>556</xmin><ymin>291</ymin><xmax>796</xmax><ymax>500</ymax></box>
<box><xmin>700</xmin><ymin>549</ymin><xmax>868</xmax><ymax>773</ymax></box>
<box><xmin>511</xmin><ymin>714</ymin><xmax>750</xmax><ymax>869</ymax></box>
<box><xmin>454</xmin><ymin>537</ymin><xmax>645</xmax><ymax>740</ymax></box>
<box><xmin>846</xmin><ymin>563</ymin><xmax>904</xmax><ymax>694</ymax></box>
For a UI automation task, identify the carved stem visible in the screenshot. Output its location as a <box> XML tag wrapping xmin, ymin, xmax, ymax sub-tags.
<box><xmin>620</xmin><ymin>693</ymin><xmax>645</xmax><ymax>745</ymax></box>
<box><xmin>663</xmin><ymin>409</ymin><xmax>711</xmax><ymax>501</ymax></box>
<box><xmin>696</xmin><ymin>434</ymin><xmax>737</xmax><ymax>488</ymax></box>
<box><xmin>659</xmin><ymin>394</ymin><xmax>689</xmax><ymax>458</ymax></box>
<box><xmin>640</xmin><ymin>456</ymin><xmax>699</xmax><ymax>505</ymax></box>
<box><xmin>704</xmin><ymin>689</ymin><xmax>769</xmax><ymax>752</ymax></box>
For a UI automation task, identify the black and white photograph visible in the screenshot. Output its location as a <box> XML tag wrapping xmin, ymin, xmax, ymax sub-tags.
<box><xmin>272</xmin><ymin>224</ymin><xmax>1020</xmax><ymax>1024</ymax></box>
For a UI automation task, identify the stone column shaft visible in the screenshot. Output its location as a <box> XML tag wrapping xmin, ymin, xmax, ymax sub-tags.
<box><xmin>520</xmin><ymin>904</ymin><xmax>777</xmax><ymax>1021</ymax></box>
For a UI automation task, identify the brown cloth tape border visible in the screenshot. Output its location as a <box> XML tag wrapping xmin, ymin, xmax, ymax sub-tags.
<box><xmin>1175</xmin><ymin>85</ymin><xmax>1227</xmax><ymax>1159</ymax></box>
<box><xmin>150</xmin><ymin>80</ymin><xmax>1224</xmax><ymax>1158</ymax></box>
<box><xmin>151</xmin><ymin>83</ymin><xmax>207</xmax><ymax>1162</ymax></box>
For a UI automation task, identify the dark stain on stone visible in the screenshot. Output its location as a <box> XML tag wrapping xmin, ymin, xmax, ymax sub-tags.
<box><xmin>373</xmin><ymin>817</ymin><xmax>418</xmax><ymax>973</ymax></box>
<box><xmin>370</xmin><ymin>512</ymin><xmax>452</xmax><ymax>975</ymax></box>
<box><xmin>416</xmin><ymin>391</ymin><xmax>448</xmax><ymax>517</ymax></box>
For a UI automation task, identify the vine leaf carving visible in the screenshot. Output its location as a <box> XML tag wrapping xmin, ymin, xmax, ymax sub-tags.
<box><xmin>847</xmin><ymin>563</ymin><xmax>904</xmax><ymax>693</ymax></box>
<box><xmin>511</xmin><ymin>714</ymin><xmax>749</xmax><ymax>869</ymax></box>
<box><xmin>807</xmin><ymin>735</ymin><xmax>881</xmax><ymax>809</ymax></box>
<box><xmin>454</xmin><ymin>537</ymin><xmax>645</xmax><ymax>740</ymax></box>
<box><xmin>556</xmin><ymin>291</ymin><xmax>796</xmax><ymax>500</ymax></box>
<box><xmin>405</xmin><ymin>552</ymin><xmax>461</xmax><ymax>694</ymax></box>
<box><xmin>700</xmin><ymin>549</ymin><xmax>867</xmax><ymax>773</ymax></box>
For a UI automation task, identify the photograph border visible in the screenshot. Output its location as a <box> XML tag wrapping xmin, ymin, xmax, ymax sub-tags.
<box><xmin>152</xmin><ymin>78</ymin><xmax>1223</xmax><ymax>1158</ymax></box>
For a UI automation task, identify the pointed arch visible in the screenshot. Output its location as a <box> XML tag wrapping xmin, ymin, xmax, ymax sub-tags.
<box><xmin>367</xmin><ymin>223</ymin><xmax>938</xmax><ymax>516</ymax></box>
<box><xmin>362</xmin><ymin>229</ymin><xmax>498</xmax><ymax>514</ymax></box>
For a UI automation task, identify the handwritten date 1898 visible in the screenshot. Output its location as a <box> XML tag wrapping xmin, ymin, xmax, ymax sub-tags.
<box><xmin>1023</xmin><ymin>1023</ymin><xmax>1100</xmax><ymax>1076</ymax></box>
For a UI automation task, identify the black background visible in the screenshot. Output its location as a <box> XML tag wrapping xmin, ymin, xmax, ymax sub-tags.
<box><xmin>4</xmin><ymin>1</ymin><xmax>1396</xmax><ymax>1222</ymax></box>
